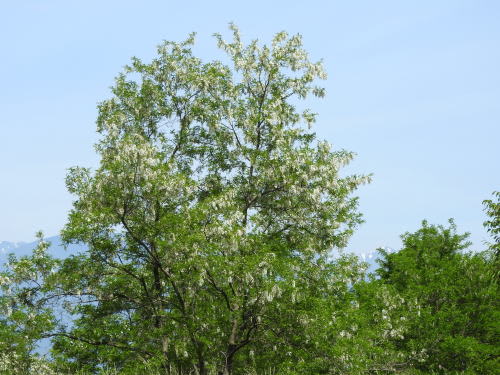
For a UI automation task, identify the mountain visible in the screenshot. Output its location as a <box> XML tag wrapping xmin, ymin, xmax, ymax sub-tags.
<box><xmin>356</xmin><ymin>246</ymin><xmax>396</xmax><ymax>274</ymax></box>
<box><xmin>0</xmin><ymin>240</ymin><xmax>26</xmax><ymax>257</ymax></box>
<box><xmin>1</xmin><ymin>236</ymin><xmax>393</xmax><ymax>275</ymax></box>
<box><xmin>0</xmin><ymin>236</ymin><xmax>86</xmax><ymax>266</ymax></box>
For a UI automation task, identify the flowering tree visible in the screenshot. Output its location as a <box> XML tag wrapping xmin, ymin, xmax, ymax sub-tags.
<box><xmin>0</xmin><ymin>234</ymin><xmax>59</xmax><ymax>375</ymax></box>
<box><xmin>52</xmin><ymin>25</ymin><xmax>369</xmax><ymax>374</ymax></box>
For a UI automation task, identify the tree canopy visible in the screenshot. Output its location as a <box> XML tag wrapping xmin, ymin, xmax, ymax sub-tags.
<box><xmin>376</xmin><ymin>221</ymin><xmax>499</xmax><ymax>373</ymax></box>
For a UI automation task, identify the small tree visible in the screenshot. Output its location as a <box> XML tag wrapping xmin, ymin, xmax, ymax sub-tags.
<box><xmin>0</xmin><ymin>234</ymin><xmax>59</xmax><ymax>375</ymax></box>
<box><xmin>52</xmin><ymin>25</ymin><xmax>369</xmax><ymax>374</ymax></box>
<box><xmin>377</xmin><ymin>220</ymin><xmax>499</xmax><ymax>373</ymax></box>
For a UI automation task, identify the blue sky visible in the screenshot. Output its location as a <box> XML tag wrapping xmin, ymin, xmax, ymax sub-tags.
<box><xmin>1</xmin><ymin>1</ymin><xmax>499</xmax><ymax>254</ymax></box>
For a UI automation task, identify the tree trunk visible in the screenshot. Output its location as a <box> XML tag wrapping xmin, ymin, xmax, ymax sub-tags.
<box><xmin>197</xmin><ymin>357</ymin><xmax>208</xmax><ymax>375</ymax></box>
<box><xmin>161</xmin><ymin>336</ymin><xmax>170</xmax><ymax>374</ymax></box>
<box><xmin>152</xmin><ymin>261</ymin><xmax>170</xmax><ymax>373</ymax></box>
<box><xmin>218</xmin><ymin>319</ymin><xmax>238</xmax><ymax>375</ymax></box>
<box><xmin>222</xmin><ymin>349</ymin><xmax>235</xmax><ymax>375</ymax></box>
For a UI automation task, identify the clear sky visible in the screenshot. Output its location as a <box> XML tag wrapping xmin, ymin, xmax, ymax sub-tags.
<box><xmin>1</xmin><ymin>1</ymin><xmax>499</xmax><ymax>254</ymax></box>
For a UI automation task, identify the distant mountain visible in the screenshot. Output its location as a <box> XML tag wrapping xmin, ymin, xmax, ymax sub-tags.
<box><xmin>0</xmin><ymin>236</ymin><xmax>86</xmax><ymax>266</ymax></box>
<box><xmin>1</xmin><ymin>236</ymin><xmax>394</xmax><ymax>275</ymax></box>
<box><xmin>356</xmin><ymin>246</ymin><xmax>396</xmax><ymax>274</ymax></box>
<box><xmin>358</xmin><ymin>250</ymin><xmax>380</xmax><ymax>273</ymax></box>
<box><xmin>0</xmin><ymin>240</ymin><xmax>26</xmax><ymax>255</ymax></box>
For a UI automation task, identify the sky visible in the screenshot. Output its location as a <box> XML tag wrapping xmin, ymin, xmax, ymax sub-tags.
<box><xmin>0</xmin><ymin>1</ymin><xmax>499</xmax><ymax>254</ymax></box>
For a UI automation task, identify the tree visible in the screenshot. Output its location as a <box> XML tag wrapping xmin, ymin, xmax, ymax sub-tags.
<box><xmin>49</xmin><ymin>25</ymin><xmax>369</xmax><ymax>374</ymax></box>
<box><xmin>376</xmin><ymin>220</ymin><xmax>499</xmax><ymax>373</ymax></box>
<box><xmin>0</xmin><ymin>234</ymin><xmax>59</xmax><ymax>375</ymax></box>
<box><xmin>483</xmin><ymin>191</ymin><xmax>500</xmax><ymax>257</ymax></box>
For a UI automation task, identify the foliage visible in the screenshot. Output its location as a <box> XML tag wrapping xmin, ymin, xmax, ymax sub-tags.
<box><xmin>50</xmin><ymin>25</ymin><xmax>368</xmax><ymax>375</ymax></box>
<box><xmin>376</xmin><ymin>220</ymin><xmax>499</xmax><ymax>373</ymax></box>
<box><xmin>0</xmin><ymin>233</ymin><xmax>59</xmax><ymax>375</ymax></box>
<box><xmin>483</xmin><ymin>191</ymin><xmax>500</xmax><ymax>257</ymax></box>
